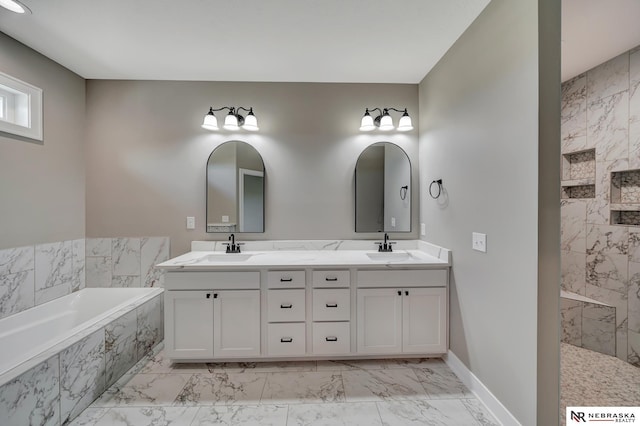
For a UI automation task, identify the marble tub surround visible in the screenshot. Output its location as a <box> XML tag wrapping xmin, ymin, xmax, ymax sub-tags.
<box><xmin>0</xmin><ymin>239</ymin><xmax>85</xmax><ymax>320</ymax></box>
<box><xmin>561</xmin><ymin>44</ymin><xmax>640</xmax><ymax>366</ymax></box>
<box><xmin>69</xmin><ymin>344</ymin><xmax>499</xmax><ymax>426</ymax></box>
<box><xmin>86</xmin><ymin>237</ymin><xmax>170</xmax><ymax>288</ymax></box>
<box><xmin>0</xmin><ymin>291</ymin><xmax>163</xmax><ymax>426</ymax></box>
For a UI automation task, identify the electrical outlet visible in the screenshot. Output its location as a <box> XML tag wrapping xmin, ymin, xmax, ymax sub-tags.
<box><xmin>222</xmin><ymin>215</ymin><xmax>229</xmax><ymax>223</ymax></box>
<box><xmin>472</xmin><ymin>232</ymin><xmax>487</xmax><ymax>253</ymax></box>
<box><xmin>186</xmin><ymin>216</ymin><xmax>195</xmax><ymax>230</ymax></box>
<box><xmin>421</xmin><ymin>223</ymin><xmax>426</xmax><ymax>236</ymax></box>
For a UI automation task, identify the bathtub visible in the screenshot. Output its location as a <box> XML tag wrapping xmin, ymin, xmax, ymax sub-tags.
<box><xmin>0</xmin><ymin>287</ymin><xmax>164</xmax><ymax>425</ymax></box>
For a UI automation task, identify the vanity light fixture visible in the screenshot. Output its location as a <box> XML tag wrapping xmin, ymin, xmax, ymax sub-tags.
<box><xmin>359</xmin><ymin>107</ymin><xmax>413</xmax><ymax>132</ymax></box>
<box><xmin>0</xmin><ymin>0</ymin><xmax>30</xmax><ymax>14</ymax></box>
<box><xmin>202</xmin><ymin>106</ymin><xmax>259</xmax><ymax>131</ymax></box>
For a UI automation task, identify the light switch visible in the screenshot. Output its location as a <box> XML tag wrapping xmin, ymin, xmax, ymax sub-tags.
<box><xmin>472</xmin><ymin>232</ymin><xmax>487</xmax><ymax>253</ymax></box>
<box><xmin>186</xmin><ymin>216</ymin><xmax>195</xmax><ymax>230</ymax></box>
<box><xmin>421</xmin><ymin>223</ymin><xmax>426</xmax><ymax>236</ymax></box>
<box><xmin>391</xmin><ymin>217</ymin><xmax>396</xmax><ymax>227</ymax></box>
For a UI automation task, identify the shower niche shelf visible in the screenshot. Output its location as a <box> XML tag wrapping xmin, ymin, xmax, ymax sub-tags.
<box><xmin>610</xmin><ymin>169</ymin><xmax>640</xmax><ymax>226</ymax></box>
<box><xmin>561</xmin><ymin>149</ymin><xmax>595</xmax><ymax>199</ymax></box>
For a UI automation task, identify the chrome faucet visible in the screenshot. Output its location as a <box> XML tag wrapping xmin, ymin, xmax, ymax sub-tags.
<box><xmin>225</xmin><ymin>233</ymin><xmax>242</xmax><ymax>253</ymax></box>
<box><xmin>377</xmin><ymin>233</ymin><xmax>395</xmax><ymax>252</ymax></box>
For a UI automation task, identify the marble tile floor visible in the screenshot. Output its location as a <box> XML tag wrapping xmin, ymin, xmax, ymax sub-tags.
<box><xmin>561</xmin><ymin>342</ymin><xmax>640</xmax><ymax>425</ymax></box>
<box><xmin>69</xmin><ymin>343</ymin><xmax>499</xmax><ymax>425</ymax></box>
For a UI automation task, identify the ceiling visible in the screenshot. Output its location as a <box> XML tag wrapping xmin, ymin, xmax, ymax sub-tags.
<box><xmin>562</xmin><ymin>0</ymin><xmax>640</xmax><ymax>82</ymax></box>
<box><xmin>0</xmin><ymin>0</ymin><xmax>490</xmax><ymax>83</ymax></box>
<box><xmin>1</xmin><ymin>1</ymin><xmax>638</xmax><ymax>84</ymax></box>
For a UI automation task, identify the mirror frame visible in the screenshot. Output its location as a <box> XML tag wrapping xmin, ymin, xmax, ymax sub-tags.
<box><xmin>354</xmin><ymin>141</ymin><xmax>412</xmax><ymax>233</ymax></box>
<box><xmin>205</xmin><ymin>140</ymin><xmax>265</xmax><ymax>233</ymax></box>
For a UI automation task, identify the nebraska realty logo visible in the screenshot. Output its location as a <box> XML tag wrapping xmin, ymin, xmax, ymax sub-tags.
<box><xmin>567</xmin><ymin>407</ymin><xmax>639</xmax><ymax>423</ymax></box>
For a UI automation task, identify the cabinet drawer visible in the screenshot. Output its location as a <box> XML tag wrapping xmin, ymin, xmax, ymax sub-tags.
<box><xmin>267</xmin><ymin>270</ymin><xmax>306</xmax><ymax>289</ymax></box>
<box><xmin>267</xmin><ymin>323</ymin><xmax>306</xmax><ymax>356</ymax></box>
<box><xmin>312</xmin><ymin>270</ymin><xmax>350</xmax><ymax>288</ymax></box>
<box><xmin>165</xmin><ymin>271</ymin><xmax>260</xmax><ymax>290</ymax></box>
<box><xmin>312</xmin><ymin>322</ymin><xmax>350</xmax><ymax>355</ymax></box>
<box><xmin>357</xmin><ymin>269</ymin><xmax>447</xmax><ymax>288</ymax></box>
<box><xmin>267</xmin><ymin>289</ymin><xmax>306</xmax><ymax>322</ymax></box>
<box><xmin>312</xmin><ymin>289</ymin><xmax>350</xmax><ymax>321</ymax></box>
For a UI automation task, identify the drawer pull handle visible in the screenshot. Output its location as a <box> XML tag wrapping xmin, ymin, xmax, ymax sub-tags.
<box><xmin>280</xmin><ymin>278</ymin><xmax>293</xmax><ymax>282</ymax></box>
<box><xmin>325</xmin><ymin>277</ymin><xmax>338</xmax><ymax>281</ymax></box>
<box><xmin>280</xmin><ymin>304</ymin><xmax>293</xmax><ymax>309</ymax></box>
<box><xmin>280</xmin><ymin>337</ymin><xmax>293</xmax><ymax>343</ymax></box>
<box><xmin>325</xmin><ymin>336</ymin><xmax>338</xmax><ymax>342</ymax></box>
<box><xmin>325</xmin><ymin>303</ymin><xmax>338</xmax><ymax>308</ymax></box>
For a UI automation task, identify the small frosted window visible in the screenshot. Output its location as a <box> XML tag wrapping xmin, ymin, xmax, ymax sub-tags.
<box><xmin>0</xmin><ymin>72</ymin><xmax>42</xmax><ymax>141</ymax></box>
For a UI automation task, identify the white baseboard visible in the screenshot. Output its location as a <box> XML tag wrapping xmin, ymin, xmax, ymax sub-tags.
<box><xmin>444</xmin><ymin>350</ymin><xmax>521</xmax><ymax>426</ymax></box>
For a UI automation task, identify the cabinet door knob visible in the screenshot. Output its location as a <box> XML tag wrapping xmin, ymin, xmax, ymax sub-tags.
<box><xmin>325</xmin><ymin>336</ymin><xmax>338</xmax><ymax>342</ymax></box>
<box><xmin>280</xmin><ymin>303</ymin><xmax>293</xmax><ymax>309</ymax></box>
<box><xmin>397</xmin><ymin>290</ymin><xmax>401</xmax><ymax>296</ymax></box>
<box><xmin>213</xmin><ymin>293</ymin><xmax>218</xmax><ymax>299</ymax></box>
<box><xmin>280</xmin><ymin>337</ymin><xmax>293</xmax><ymax>343</ymax></box>
<box><xmin>325</xmin><ymin>303</ymin><xmax>338</xmax><ymax>308</ymax></box>
<box><xmin>206</xmin><ymin>293</ymin><xmax>211</xmax><ymax>299</ymax></box>
<box><xmin>405</xmin><ymin>291</ymin><xmax>409</xmax><ymax>296</ymax></box>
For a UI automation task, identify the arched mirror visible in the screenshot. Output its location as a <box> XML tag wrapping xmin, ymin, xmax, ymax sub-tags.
<box><xmin>355</xmin><ymin>142</ymin><xmax>411</xmax><ymax>232</ymax></box>
<box><xmin>206</xmin><ymin>141</ymin><xmax>265</xmax><ymax>233</ymax></box>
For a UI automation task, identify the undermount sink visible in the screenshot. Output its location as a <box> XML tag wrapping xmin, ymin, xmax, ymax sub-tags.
<box><xmin>366</xmin><ymin>252</ymin><xmax>412</xmax><ymax>261</ymax></box>
<box><xmin>199</xmin><ymin>254</ymin><xmax>253</xmax><ymax>263</ymax></box>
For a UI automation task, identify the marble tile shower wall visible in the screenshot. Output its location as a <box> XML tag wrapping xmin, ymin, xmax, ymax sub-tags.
<box><xmin>0</xmin><ymin>239</ymin><xmax>85</xmax><ymax>321</ymax></box>
<box><xmin>0</xmin><ymin>237</ymin><xmax>169</xmax><ymax>321</ymax></box>
<box><xmin>561</xmin><ymin>45</ymin><xmax>640</xmax><ymax>366</ymax></box>
<box><xmin>85</xmin><ymin>237</ymin><xmax>169</xmax><ymax>289</ymax></box>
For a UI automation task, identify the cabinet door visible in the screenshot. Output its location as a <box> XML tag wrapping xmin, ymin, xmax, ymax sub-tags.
<box><xmin>214</xmin><ymin>290</ymin><xmax>260</xmax><ymax>357</ymax></box>
<box><xmin>402</xmin><ymin>287</ymin><xmax>447</xmax><ymax>354</ymax></box>
<box><xmin>165</xmin><ymin>291</ymin><xmax>214</xmax><ymax>359</ymax></box>
<box><xmin>357</xmin><ymin>288</ymin><xmax>402</xmax><ymax>354</ymax></box>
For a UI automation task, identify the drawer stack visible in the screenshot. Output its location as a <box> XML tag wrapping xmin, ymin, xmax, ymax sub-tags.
<box><xmin>266</xmin><ymin>270</ymin><xmax>306</xmax><ymax>356</ymax></box>
<box><xmin>311</xmin><ymin>270</ymin><xmax>351</xmax><ymax>355</ymax></box>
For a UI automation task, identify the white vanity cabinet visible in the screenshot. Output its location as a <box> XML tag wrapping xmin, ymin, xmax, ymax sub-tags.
<box><xmin>357</xmin><ymin>270</ymin><xmax>447</xmax><ymax>355</ymax></box>
<box><xmin>160</xmin><ymin>244</ymin><xmax>451</xmax><ymax>362</ymax></box>
<box><xmin>164</xmin><ymin>271</ymin><xmax>261</xmax><ymax>360</ymax></box>
<box><xmin>311</xmin><ymin>269</ymin><xmax>351</xmax><ymax>355</ymax></box>
<box><xmin>266</xmin><ymin>270</ymin><xmax>306</xmax><ymax>356</ymax></box>
<box><xmin>165</xmin><ymin>290</ymin><xmax>214</xmax><ymax>358</ymax></box>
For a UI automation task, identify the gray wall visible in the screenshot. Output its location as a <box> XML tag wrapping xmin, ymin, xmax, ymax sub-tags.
<box><xmin>418</xmin><ymin>1</ymin><xmax>560</xmax><ymax>424</ymax></box>
<box><xmin>85</xmin><ymin>81</ymin><xmax>419</xmax><ymax>255</ymax></box>
<box><xmin>0</xmin><ymin>33</ymin><xmax>86</xmax><ymax>249</ymax></box>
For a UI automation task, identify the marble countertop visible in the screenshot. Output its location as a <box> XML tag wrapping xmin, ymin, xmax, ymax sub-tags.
<box><xmin>157</xmin><ymin>240</ymin><xmax>451</xmax><ymax>271</ymax></box>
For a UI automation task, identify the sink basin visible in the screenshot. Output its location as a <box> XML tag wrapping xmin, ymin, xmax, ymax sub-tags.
<box><xmin>366</xmin><ymin>252</ymin><xmax>412</xmax><ymax>262</ymax></box>
<box><xmin>199</xmin><ymin>254</ymin><xmax>253</xmax><ymax>263</ymax></box>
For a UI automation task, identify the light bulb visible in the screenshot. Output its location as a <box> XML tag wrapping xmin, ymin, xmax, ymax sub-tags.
<box><xmin>378</xmin><ymin>112</ymin><xmax>394</xmax><ymax>131</ymax></box>
<box><xmin>397</xmin><ymin>111</ymin><xmax>413</xmax><ymax>132</ymax></box>
<box><xmin>223</xmin><ymin>112</ymin><xmax>239</xmax><ymax>131</ymax></box>
<box><xmin>359</xmin><ymin>111</ymin><xmax>375</xmax><ymax>131</ymax></box>
<box><xmin>243</xmin><ymin>110</ymin><xmax>259</xmax><ymax>131</ymax></box>
<box><xmin>0</xmin><ymin>0</ymin><xmax>27</xmax><ymax>13</ymax></box>
<box><xmin>201</xmin><ymin>109</ymin><xmax>218</xmax><ymax>130</ymax></box>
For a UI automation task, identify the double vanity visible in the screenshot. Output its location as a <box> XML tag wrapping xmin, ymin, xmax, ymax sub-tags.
<box><xmin>157</xmin><ymin>239</ymin><xmax>451</xmax><ymax>362</ymax></box>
